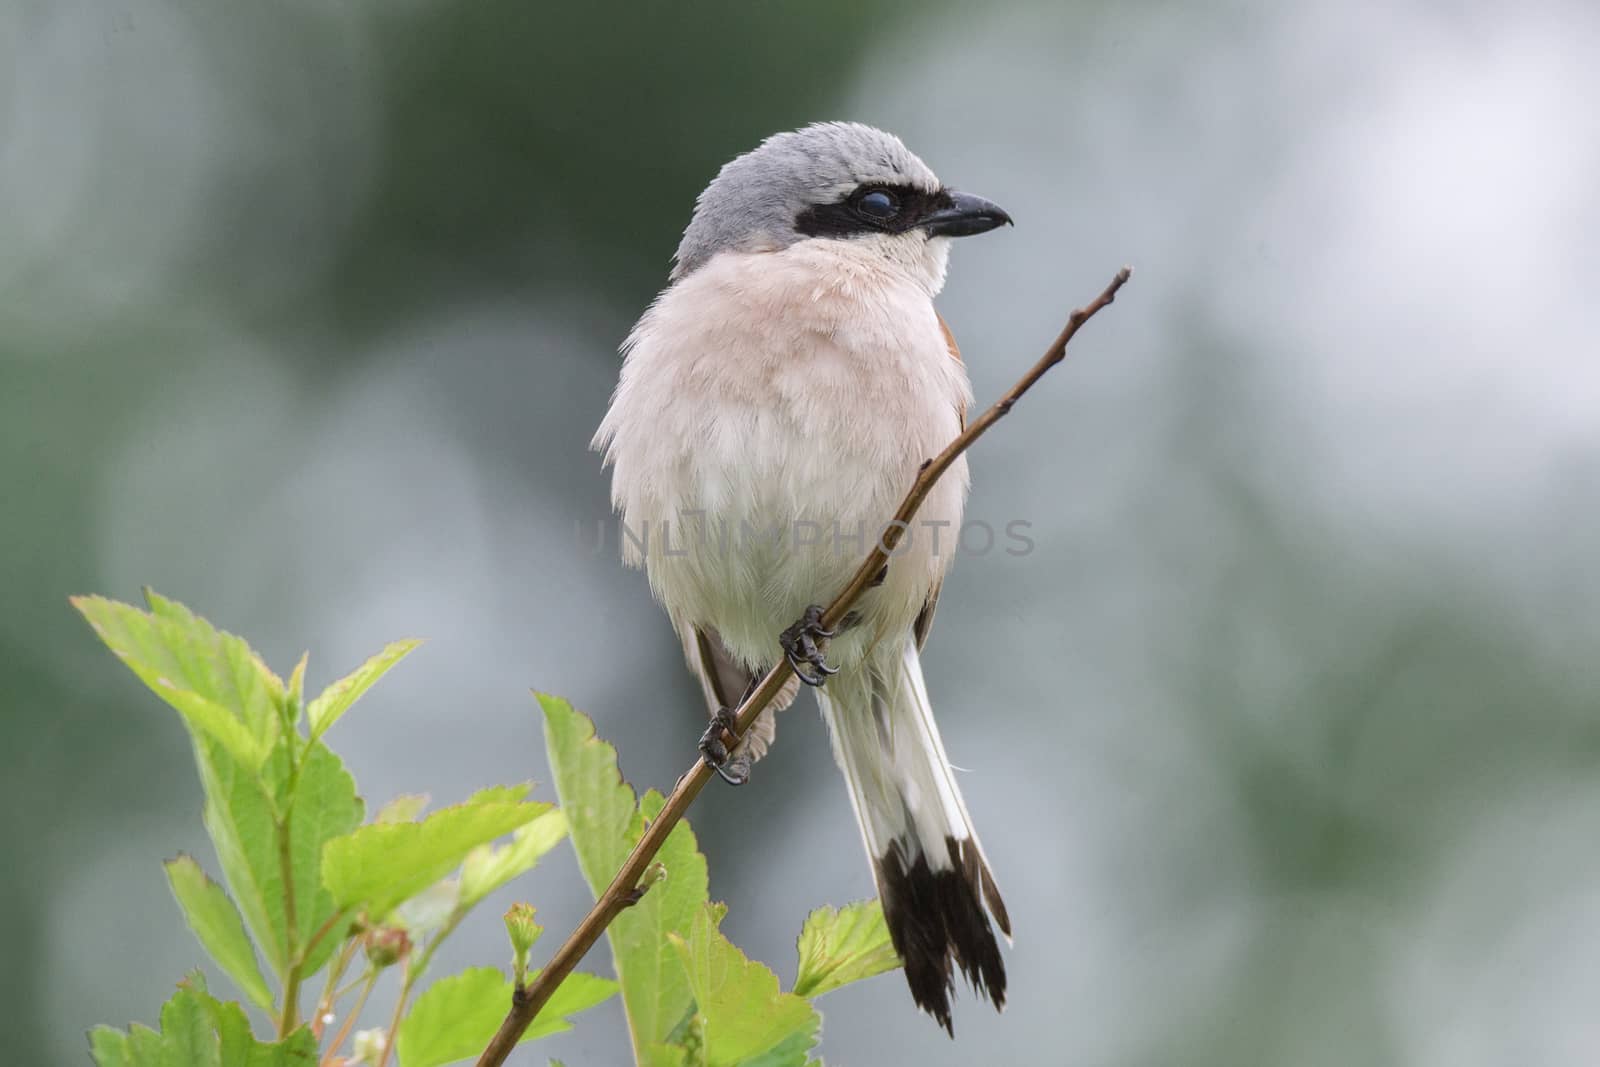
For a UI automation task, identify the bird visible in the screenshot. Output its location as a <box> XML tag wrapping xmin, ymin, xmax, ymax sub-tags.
<box><xmin>593</xmin><ymin>122</ymin><xmax>1013</xmax><ymax>1034</ymax></box>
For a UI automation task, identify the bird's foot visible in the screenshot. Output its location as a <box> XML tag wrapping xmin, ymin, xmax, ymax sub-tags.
<box><xmin>780</xmin><ymin>604</ymin><xmax>837</xmax><ymax>687</ymax></box>
<box><xmin>698</xmin><ymin>706</ymin><xmax>749</xmax><ymax>786</ymax></box>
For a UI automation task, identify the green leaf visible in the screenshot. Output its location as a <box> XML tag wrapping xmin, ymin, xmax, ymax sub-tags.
<box><xmin>185</xmin><ymin>975</ymin><xmax>318</xmax><ymax>1066</ymax></box>
<box><xmin>306</xmin><ymin>639</ymin><xmax>421</xmax><ymax>740</ymax></box>
<box><xmin>741</xmin><ymin>1029</ymin><xmax>822</xmax><ymax>1067</ymax></box>
<box><xmin>286</xmin><ymin>653</ymin><xmax>308</xmax><ymax>708</ymax></box>
<box><xmin>643</xmin><ymin>1044</ymin><xmax>689</xmax><ymax>1067</ymax></box>
<box><xmin>396</xmin><ymin>966</ymin><xmax>616</xmax><ymax>1067</ymax></box>
<box><xmin>534</xmin><ymin>968</ymin><xmax>620</xmax><ymax>1041</ymax></box>
<box><xmin>163</xmin><ymin>855</ymin><xmax>274</xmax><ymax>1011</ymax></box>
<box><xmin>459</xmin><ymin>809</ymin><xmax>568</xmax><ymax>908</ymax></box>
<box><xmin>72</xmin><ymin>594</ymin><xmax>276</xmax><ymax>770</ymax></box>
<box><xmin>541</xmin><ymin>695</ymin><xmax>707</xmax><ymax>1054</ymax></box>
<box><xmin>322</xmin><ymin>786</ymin><xmax>549</xmax><ymax>919</ymax></box>
<box><xmin>283</xmin><ymin>652</ymin><xmax>308</xmax><ymax>730</ymax></box>
<box><xmin>285</xmin><ymin>742</ymin><xmax>366</xmax><ymax>974</ymax></box>
<box><xmin>87</xmin><ymin>977</ymin><xmax>317</xmax><ymax>1067</ymax></box>
<box><xmin>197</xmin><ymin>738</ymin><xmax>286</xmax><ymax>975</ymax></box>
<box><xmin>668</xmin><ymin>905</ymin><xmax>819</xmax><ymax>1067</ymax></box>
<box><xmin>89</xmin><ymin>1026</ymin><xmax>133</xmax><ymax>1067</ymax></box>
<box><xmin>538</xmin><ymin>695</ymin><xmax>636</xmax><ymax>893</ymax></box>
<box><xmin>791</xmin><ymin>900</ymin><xmax>900</xmax><ymax>998</ymax></box>
<box><xmin>375</xmin><ymin>793</ymin><xmax>430</xmax><ymax>824</ymax></box>
<box><xmin>198</xmin><ymin>737</ymin><xmax>362</xmax><ymax>978</ymax></box>
<box><xmin>393</xmin><ymin>879</ymin><xmax>462</xmax><ymax>939</ymax></box>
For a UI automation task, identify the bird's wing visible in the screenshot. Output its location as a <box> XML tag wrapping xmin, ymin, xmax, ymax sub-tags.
<box><xmin>915</xmin><ymin>312</ymin><xmax>968</xmax><ymax>651</ymax></box>
<box><xmin>687</xmin><ymin>624</ymin><xmax>752</xmax><ymax>712</ymax></box>
<box><xmin>937</xmin><ymin>311</ymin><xmax>968</xmax><ymax>431</ymax></box>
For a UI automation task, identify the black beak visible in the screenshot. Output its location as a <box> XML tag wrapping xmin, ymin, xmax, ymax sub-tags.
<box><xmin>921</xmin><ymin>190</ymin><xmax>1012</xmax><ymax>238</ymax></box>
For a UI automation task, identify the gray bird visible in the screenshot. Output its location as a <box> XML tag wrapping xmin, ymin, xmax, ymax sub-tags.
<box><xmin>594</xmin><ymin>122</ymin><xmax>1013</xmax><ymax>1033</ymax></box>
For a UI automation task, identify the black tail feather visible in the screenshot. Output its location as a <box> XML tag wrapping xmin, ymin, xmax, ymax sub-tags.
<box><xmin>874</xmin><ymin>836</ymin><xmax>1007</xmax><ymax>1036</ymax></box>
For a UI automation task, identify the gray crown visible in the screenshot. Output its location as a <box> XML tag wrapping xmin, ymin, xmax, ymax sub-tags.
<box><xmin>671</xmin><ymin>122</ymin><xmax>940</xmax><ymax>280</ymax></box>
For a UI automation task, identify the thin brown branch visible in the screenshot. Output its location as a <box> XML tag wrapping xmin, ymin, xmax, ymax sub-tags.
<box><xmin>475</xmin><ymin>267</ymin><xmax>1132</xmax><ymax>1067</ymax></box>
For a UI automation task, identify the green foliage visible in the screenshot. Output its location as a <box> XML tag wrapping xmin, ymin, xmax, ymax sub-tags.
<box><xmin>504</xmin><ymin>902</ymin><xmax>543</xmax><ymax>986</ymax></box>
<box><xmin>322</xmin><ymin>785</ymin><xmax>552</xmax><ymax>919</ymax></box>
<box><xmin>306</xmin><ymin>639</ymin><xmax>420</xmax><ymax>741</ymax></box>
<box><xmin>398</xmin><ymin>966</ymin><xmax>618</xmax><ymax>1067</ymax></box>
<box><xmin>80</xmin><ymin>592</ymin><xmax>899</xmax><ymax>1066</ymax></box>
<box><xmin>542</xmin><ymin>695</ymin><xmax>706</xmax><ymax>1054</ymax></box>
<box><xmin>643</xmin><ymin>1044</ymin><xmax>689</xmax><ymax>1067</ymax></box>
<box><xmin>90</xmin><ymin>975</ymin><xmax>317</xmax><ymax>1067</ymax></box>
<box><xmin>792</xmin><ymin>901</ymin><xmax>899</xmax><ymax>999</ymax></box>
<box><xmin>197</xmin><ymin>733</ymin><xmax>363</xmax><ymax>978</ymax></box>
<box><xmin>541</xmin><ymin>695</ymin><xmax>899</xmax><ymax>1066</ymax></box>
<box><xmin>76</xmin><ymin>591</ymin><xmax>612</xmax><ymax>1065</ymax></box>
<box><xmin>668</xmin><ymin>905</ymin><xmax>819</xmax><ymax>1066</ymax></box>
<box><xmin>461</xmin><ymin>810</ymin><xmax>568</xmax><ymax>909</ymax></box>
<box><xmin>375</xmin><ymin>793</ymin><xmax>430</xmax><ymax>824</ymax></box>
<box><xmin>280</xmin><ymin>741</ymin><xmax>367</xmax><ymax>975</ymax></box>
<box><xmin>72</xmin><ymin>594</ymin><xmax>275</xmax><ymax>771</ymax></box>
<box><xmin>163</xmin><ymin>855</ymin><xmax>274</xmax><ymax>1012</ymax></box>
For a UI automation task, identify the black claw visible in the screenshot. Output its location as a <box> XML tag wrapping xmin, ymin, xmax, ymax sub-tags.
<box><xmin>698</xmin><ymin>706</ymin><xmax>738</xmax><ymax>778</ymax></box>
<box><xmin>780</xmin><ymin>604</ymin><xmax>837</xmax><ymax>687</ymax></box>
<box><xmin>715</xmin><ymin>753</ymin><xmax>751</xmax><ymax>787</ymax></box>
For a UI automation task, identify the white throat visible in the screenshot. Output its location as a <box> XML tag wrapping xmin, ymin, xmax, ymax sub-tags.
<box><xmin>801</xmin><ymin>231</ymin><xmax>951</xmax><ymax>298</ymax></box>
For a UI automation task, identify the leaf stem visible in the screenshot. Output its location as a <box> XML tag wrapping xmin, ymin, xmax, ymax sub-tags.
<box><xmin>473</xmin><ymin>267</ymin><xmax>1133</xmax><ymax>1067</ymax></box>
<box><xmin>374</xmin><ymin>958</ymin><xmax>418</xmax><ymax>1067</ymax></box>
<box><xmin>299</xmin><ymin>908</ymin><xmax>352</xmax><ymax>971</ymax></box>
<box><xmin>277</xmin><ymin>739</ymin><xmax>305</xmax><ymax>1036</ymax></box>
<box><xmin>319</xmin><ymin>966</ymin><xmax>379</xmax><ymax>1067</ymax></box>
<box><xmin>312</xmin><ymin>937</ymin><xmax>362</xmax><ymax>1040</ymax></box>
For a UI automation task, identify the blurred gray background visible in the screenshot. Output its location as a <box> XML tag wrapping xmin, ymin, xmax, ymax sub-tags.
<box><xmin>5</xmin><ymin>0</ymin><xmax>1599</xmax><ymax>1064</ymax></box>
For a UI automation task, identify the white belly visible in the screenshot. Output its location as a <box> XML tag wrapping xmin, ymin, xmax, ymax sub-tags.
<box><xmin>595</xmin><ymin>239</ymin><xmax>972</xmax><ymax>672</ymax></box>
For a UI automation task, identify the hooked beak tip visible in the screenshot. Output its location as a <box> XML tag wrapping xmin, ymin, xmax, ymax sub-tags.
<box><xmin>922</xmin><ymin>190</ymin><xmax>1012</xmax><ymax>238</ymax></box>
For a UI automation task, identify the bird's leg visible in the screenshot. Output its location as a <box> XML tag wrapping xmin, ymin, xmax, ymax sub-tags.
<box><xmin>780</xmin><ymin>604</ymin><xmax>837</xmax><ymax>687</ymax></box>
<box><xmin>698</xmin><ymin>706</ymin><xmax>749</xmax><ymax>786</ymax></box>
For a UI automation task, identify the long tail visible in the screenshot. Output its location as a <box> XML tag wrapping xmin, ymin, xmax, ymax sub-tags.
<box><xmin>815</xmin><ymin>638</ymin><xmax>1010</xmax><ymax>1034</ymax></box>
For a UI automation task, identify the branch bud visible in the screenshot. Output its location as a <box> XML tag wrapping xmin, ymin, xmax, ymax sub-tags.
<box><xmin>362</xmin><ymin>925</ymin><xmax>411</xmax><ymax>969</ymax></box>
<box><xmin>503</xmin><ymin>902</ymin><xmax>542</xmax><ymax>987</ymax></box>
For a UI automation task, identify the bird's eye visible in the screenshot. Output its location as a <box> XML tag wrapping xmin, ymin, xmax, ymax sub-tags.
<box><xmin>855</xmin><ymin>189</ymin><xmax>900</xmax><ymax>220</ymax></box>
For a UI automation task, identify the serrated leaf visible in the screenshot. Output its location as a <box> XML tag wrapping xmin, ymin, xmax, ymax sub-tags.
<box><xmin>89</xmin><ymin>1026</ymin><xmax>133</xmax><ymax>1067</ymax></box>
<box><xmin>198</xmin><ymin>737</ymin><xmax>362</xmax><ymax>977</ymax></box>
<box><xmin>286</xmin><ymin>742</ymin><xmax>366</xmax><ymax>974</ymax></box>
<box><xmin>284</xmin><ymin>652</ymin><xmax>308</xmax><ymax>729</ymax></box>
<box><xmin>89</xmin><ymin>978</ymin><xmax>317</xmax><ymax>1067</ymax></box>
<box><xmin>541</xmin><ymin>695</ymin><xmax>706</xmax><ymax>1055</ymax></box>
<box><xmin>459</xmin><ymin>810</ymin><xmax>568</xmax><ymax>909</ymax></box>
<box><xmin>322</xmin><ymin>786</ymin><xmax>549</xmax><ymax>919</ymax></box>
<box><xmin>184</xmin><ymin>974</ymin><xmax>319</xmax><ymax>1066</ymax></box>
<box><xmin>164</xmin><ymin>855</ymin><xmax>274</xmax><ymax>1011</ymax></box>
<box><xmin>375</xmin><ymin>793</ymin><xmax>430</xmax><ymax>824</ymax></box>
<box><xmin>396</xmin><ymin>966</ymin><xmax>616</xmax><ymax>1067</ymax></box>
<box><xmin>535</xmin><ymin>968</ymin><xmax>620</xmax><ymax>1039</ymax></box>
<box><xmin>791</xmin><ymin>900</ymin><xmax>900</xmax><ymax>998</ymax></box>
<box><xmin>73</xmin><ymin>595</ymin><xmax>274</xmax><ymax>770</ymax></box>
<box><xmin>616</xmin><ymin>792</ymin><xmax>708</xmax><ymax>1051</ymax></box>
<box><xmin>306</xmin><ymin>639</ymin><xmax>421</xmax><ymax>740</ymax></box>
<box><xmin>197</xmin><ymin>738</ymin><xmax>286</xmax><ymax>975</ymax></box>
<box><xmin>537</xmin><ymin>695</ymin><xmax>635</xmax><ymax>891</ymax></box>
<box><xmin>286</xmin><ymin>653</ymin><xmax>307</xmax><ymax>704</ymax></box>
<box><xmin>144</xmin><ymin>592</ymin><xmax>290</xmax><ymax>732</ymax></box>
<box><xmin>668</xmin><ymin>905</ymin><xmax>819</xmax><ymax>1067</ymax></box>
